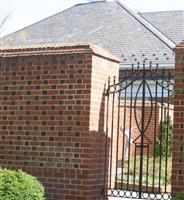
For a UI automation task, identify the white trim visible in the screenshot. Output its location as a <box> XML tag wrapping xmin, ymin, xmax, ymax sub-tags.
<box><xmin>119</xmin><ymin>63</ymin><xmax>175</xmax><ymax>69</ymax></box>
<box><xmin>116</xmin><ymin>1</ymin><xmax>176</xmax><ymax>50</ymax></box>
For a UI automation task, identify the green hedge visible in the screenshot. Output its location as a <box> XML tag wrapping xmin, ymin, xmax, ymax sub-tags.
<box><xmin>173</xmin><ymin>192</ymin><xmax>184</xmax><ymax>200</ymax></box>
<box><xmin>0</xmin><ymin>168</ymin><xmax>45</xmax><ymax>200</ymax></box>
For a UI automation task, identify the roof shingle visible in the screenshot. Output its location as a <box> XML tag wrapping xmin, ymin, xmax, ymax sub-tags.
<box><xmin>140</xmin><ymin>10</ymin><xmax>184</xmax><ymax>44</ymax></box>
<box><xmin>1</xmin><ymin>0</ymin><xmax>179</xmax><ymax>66</ymax></box>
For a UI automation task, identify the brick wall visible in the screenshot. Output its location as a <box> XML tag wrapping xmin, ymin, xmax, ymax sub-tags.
<box><xmin>123</xmin><ymin>102</ymin><xmax>173</xmax><ymax>156</ymax></box>
<box><xmin>172</xmin><ymin>40</ymin><xmax>184</xmax><ymax>196</ymax></box>
<box><xmin>0</xmin><ymin>44</ymin><xmax>120</xmax><ymax>200</ymax></box>
<box><xmin>118</xmin><ymin>101</ymin><xmax>161</xmax><ymax>156</ymax></box>
<box><xmin>89</xmin><ymin>54</ymin><xmax>119</xmax><ymax>196</ymax></box>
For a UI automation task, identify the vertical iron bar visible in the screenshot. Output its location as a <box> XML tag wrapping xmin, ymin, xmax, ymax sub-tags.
<box><xmin>104</xmin><ymin>78</ymin><xmax>110</xmax><ymax>196</ymax></box>
<box><xmin>127</xmin><ymin>70</ymin><xmax>134</xmax><ymax>189</ymax></box>
<box><xmin>138</xmin><ymin>62</ymin><xmax>146</xmax><ymax>199</ymax></box>
<box><xmin>152</xmin><ymin>66</ymin><xmax>158</xmax><ymax>192</ymax></box>
<box><xmin>109</xmin><ymin>76</ymin><xmax>116</xmax><ymax>189</ymax></box>
<box><xmin>158</xmin><ymin>68</ymin><xmax>165</xmax><ymax>191</ymax></box>
<box><xmin>121</xmin><ymin>81</ymin><xmax>127</xmax><ymax>189</ymax></box>
<box><xmin>164</xmin><ymin>73</ymin><xmax>171</xmax><ymax>193</ymax></box>
<box><xmin>146</xmin><ymin>144</ymin><xmax>149</xmax><ymax>192</ymax></box>
<box><xmin>115</xmin><ymin>90</ymin><xmax>121</xmax><ymax>189</ymax></box>
<box><xmin>133</xmin><ymin>144</ymin><xmax>137</xmax><ymax>190</ymax></box>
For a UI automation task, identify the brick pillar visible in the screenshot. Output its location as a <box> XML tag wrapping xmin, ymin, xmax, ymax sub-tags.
<box><xmin>172</xmin><ymin>40</ymin><xmax>184</xmax><ymax>196</ymax></box>
<box><xmin>0</xmin><ymin>44</ymin><xmax>120</xmax><ymax>200</ymax></box>
<box><xmin>90</xmin><ymin>50</ymin><xmax>119</xmax><ymax>195</ymax></box>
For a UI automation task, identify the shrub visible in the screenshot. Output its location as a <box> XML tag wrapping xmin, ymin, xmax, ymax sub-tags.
<box><xmin>155</xmin><ymin>115</ymin><xmax>173</xmax><ymax>157</ymax></box>
<box><xmin>0</xmin><ymin>168</ymin><xmax>45</xmax><ymax>200</ymax></box>
<box><xmin>172</xmin><ymin>191</ymin><xmax>184</xmax><ymax>200</ymax></box>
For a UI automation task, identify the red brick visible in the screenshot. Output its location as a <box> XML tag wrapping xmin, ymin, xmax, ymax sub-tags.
<box><xmin>0</xmin><ymin>45</ymin><xmax>119</xmax><ymax>200</ymax></box>
<box><xmin>172</xmin><ymin>41</ymin><xmax>184</xmax><ymax>197</ymax></box>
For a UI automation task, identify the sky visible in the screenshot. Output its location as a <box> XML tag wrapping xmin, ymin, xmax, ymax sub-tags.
<box><xmin>0</xmin><ymin>0</ymin><xmax>184</xmax><ymax>37</ymax></box>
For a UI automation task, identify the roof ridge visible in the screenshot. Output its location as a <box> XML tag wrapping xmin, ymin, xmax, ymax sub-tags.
<box><xmin>116</xmin><ymin>0</ymin><xmax>176</xmax><ymax>50</ymax></box>
<box><xmin>1</xmin><ymin>5</ymin><xmax>71</xmax><ymax>39</ymax></box>
<box><xmin>74</xmin><ymin>0</ymin><xmax>107</xmax><ymax>7</ymax></box>
<box><xmin>139</xmin><ymin>12</ymin><xmax>177</xmax><ymax>45</ymax></box>
<box><xmin>1</xmin><ymin>0</ymin><xmax>111</xmax><ymax>39</ymax></box>
<box><xmin>140</xmin><ymin>10</ymin><xmax>184</xmax><ymax>14</ymax></box>
<box><xmin>0</xmin><ymin>2</ymin><xmax>86</xmax><ymax>39</ymax></box>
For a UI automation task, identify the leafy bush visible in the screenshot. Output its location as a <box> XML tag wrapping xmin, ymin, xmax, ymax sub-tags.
<box><xmin>0</xmin><ymin>168</ymin><xmax>45</xmax><ymax>200</ymax></box>
<box><xmin>155</xmin><ymin>116</ymin><xmax>173</xmax><ymax>157</ymax></box>
<box><xmin>172</xmin><ymin>191</ymin><xmax>184</xmax><ymax>200</ymax></box>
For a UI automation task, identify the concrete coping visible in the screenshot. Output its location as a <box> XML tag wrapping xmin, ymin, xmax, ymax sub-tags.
<box><xmin>0</xmin><ymin>43</ymin><xmax>121</xmax><ymax>63</ymax></box>
<box><xmin>175</xmin><ymin>40</ymin><xmax>184</xmax><ymax>49</ymax></box>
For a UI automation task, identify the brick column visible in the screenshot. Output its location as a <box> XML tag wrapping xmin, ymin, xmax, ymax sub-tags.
<box><xmin>0</xmin><ymin>44</ymin><xmax>120</xmax><ymax>200</ymax></box>
<box><xmin>89</xmin><ymin>49</ymin><xmax>119</xmax><ymax>196</ymax></box>
<box><xmin>172</xmin><ymin>40</ymin><xmax>184</xmax><ymax>196</ymax></box>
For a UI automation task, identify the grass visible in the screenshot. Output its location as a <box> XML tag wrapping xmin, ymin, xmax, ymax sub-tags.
<box><xmin>117</xmin><ymin>155</ymin><xmax>172</xmax><ymax>191</ymax></box>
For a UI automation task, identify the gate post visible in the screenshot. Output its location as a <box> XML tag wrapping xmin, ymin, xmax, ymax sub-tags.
<box><xmin>172</xmin><ymin>40</ymin><xmax>184</xmax><ymax>196</ymax></box>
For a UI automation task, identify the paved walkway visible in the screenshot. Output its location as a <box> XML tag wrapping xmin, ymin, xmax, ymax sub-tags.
<box><xmin>109</xmin><ymin>198</ymin><xmax>141</xmax><ymax>200</ymax></box>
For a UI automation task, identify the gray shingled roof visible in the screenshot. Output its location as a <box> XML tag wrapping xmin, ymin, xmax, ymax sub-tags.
<box><xmin>140</xmin><ymin>10</ymin><xmax>184</xmax><ymax>45</ymax></box>
<box><xmin>1</xmin><ymin>0</ymin><xmax>177</xmax><ymax>66</ymax></box>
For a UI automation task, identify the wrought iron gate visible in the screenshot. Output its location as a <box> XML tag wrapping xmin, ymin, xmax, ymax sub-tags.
<box><xmin>103</xmin><ymin>62</ymin><xmax>174</xmax><ymax>200</ymax></box>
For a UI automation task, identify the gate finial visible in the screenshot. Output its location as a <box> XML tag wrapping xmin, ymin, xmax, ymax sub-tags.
<box><xmin>113</xmin><ymin>76</ymin><xmax>116</xmax><ymax>84</ymax></box>
<box><xmin>149</xmin><ymin>61</ymin><xmax>152</xmax><ymax>69</ymax></box>
<box><xmin>137</xmin><ymin>61</ymin><xmax>140</xmax><ymax>69</ymax></box>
